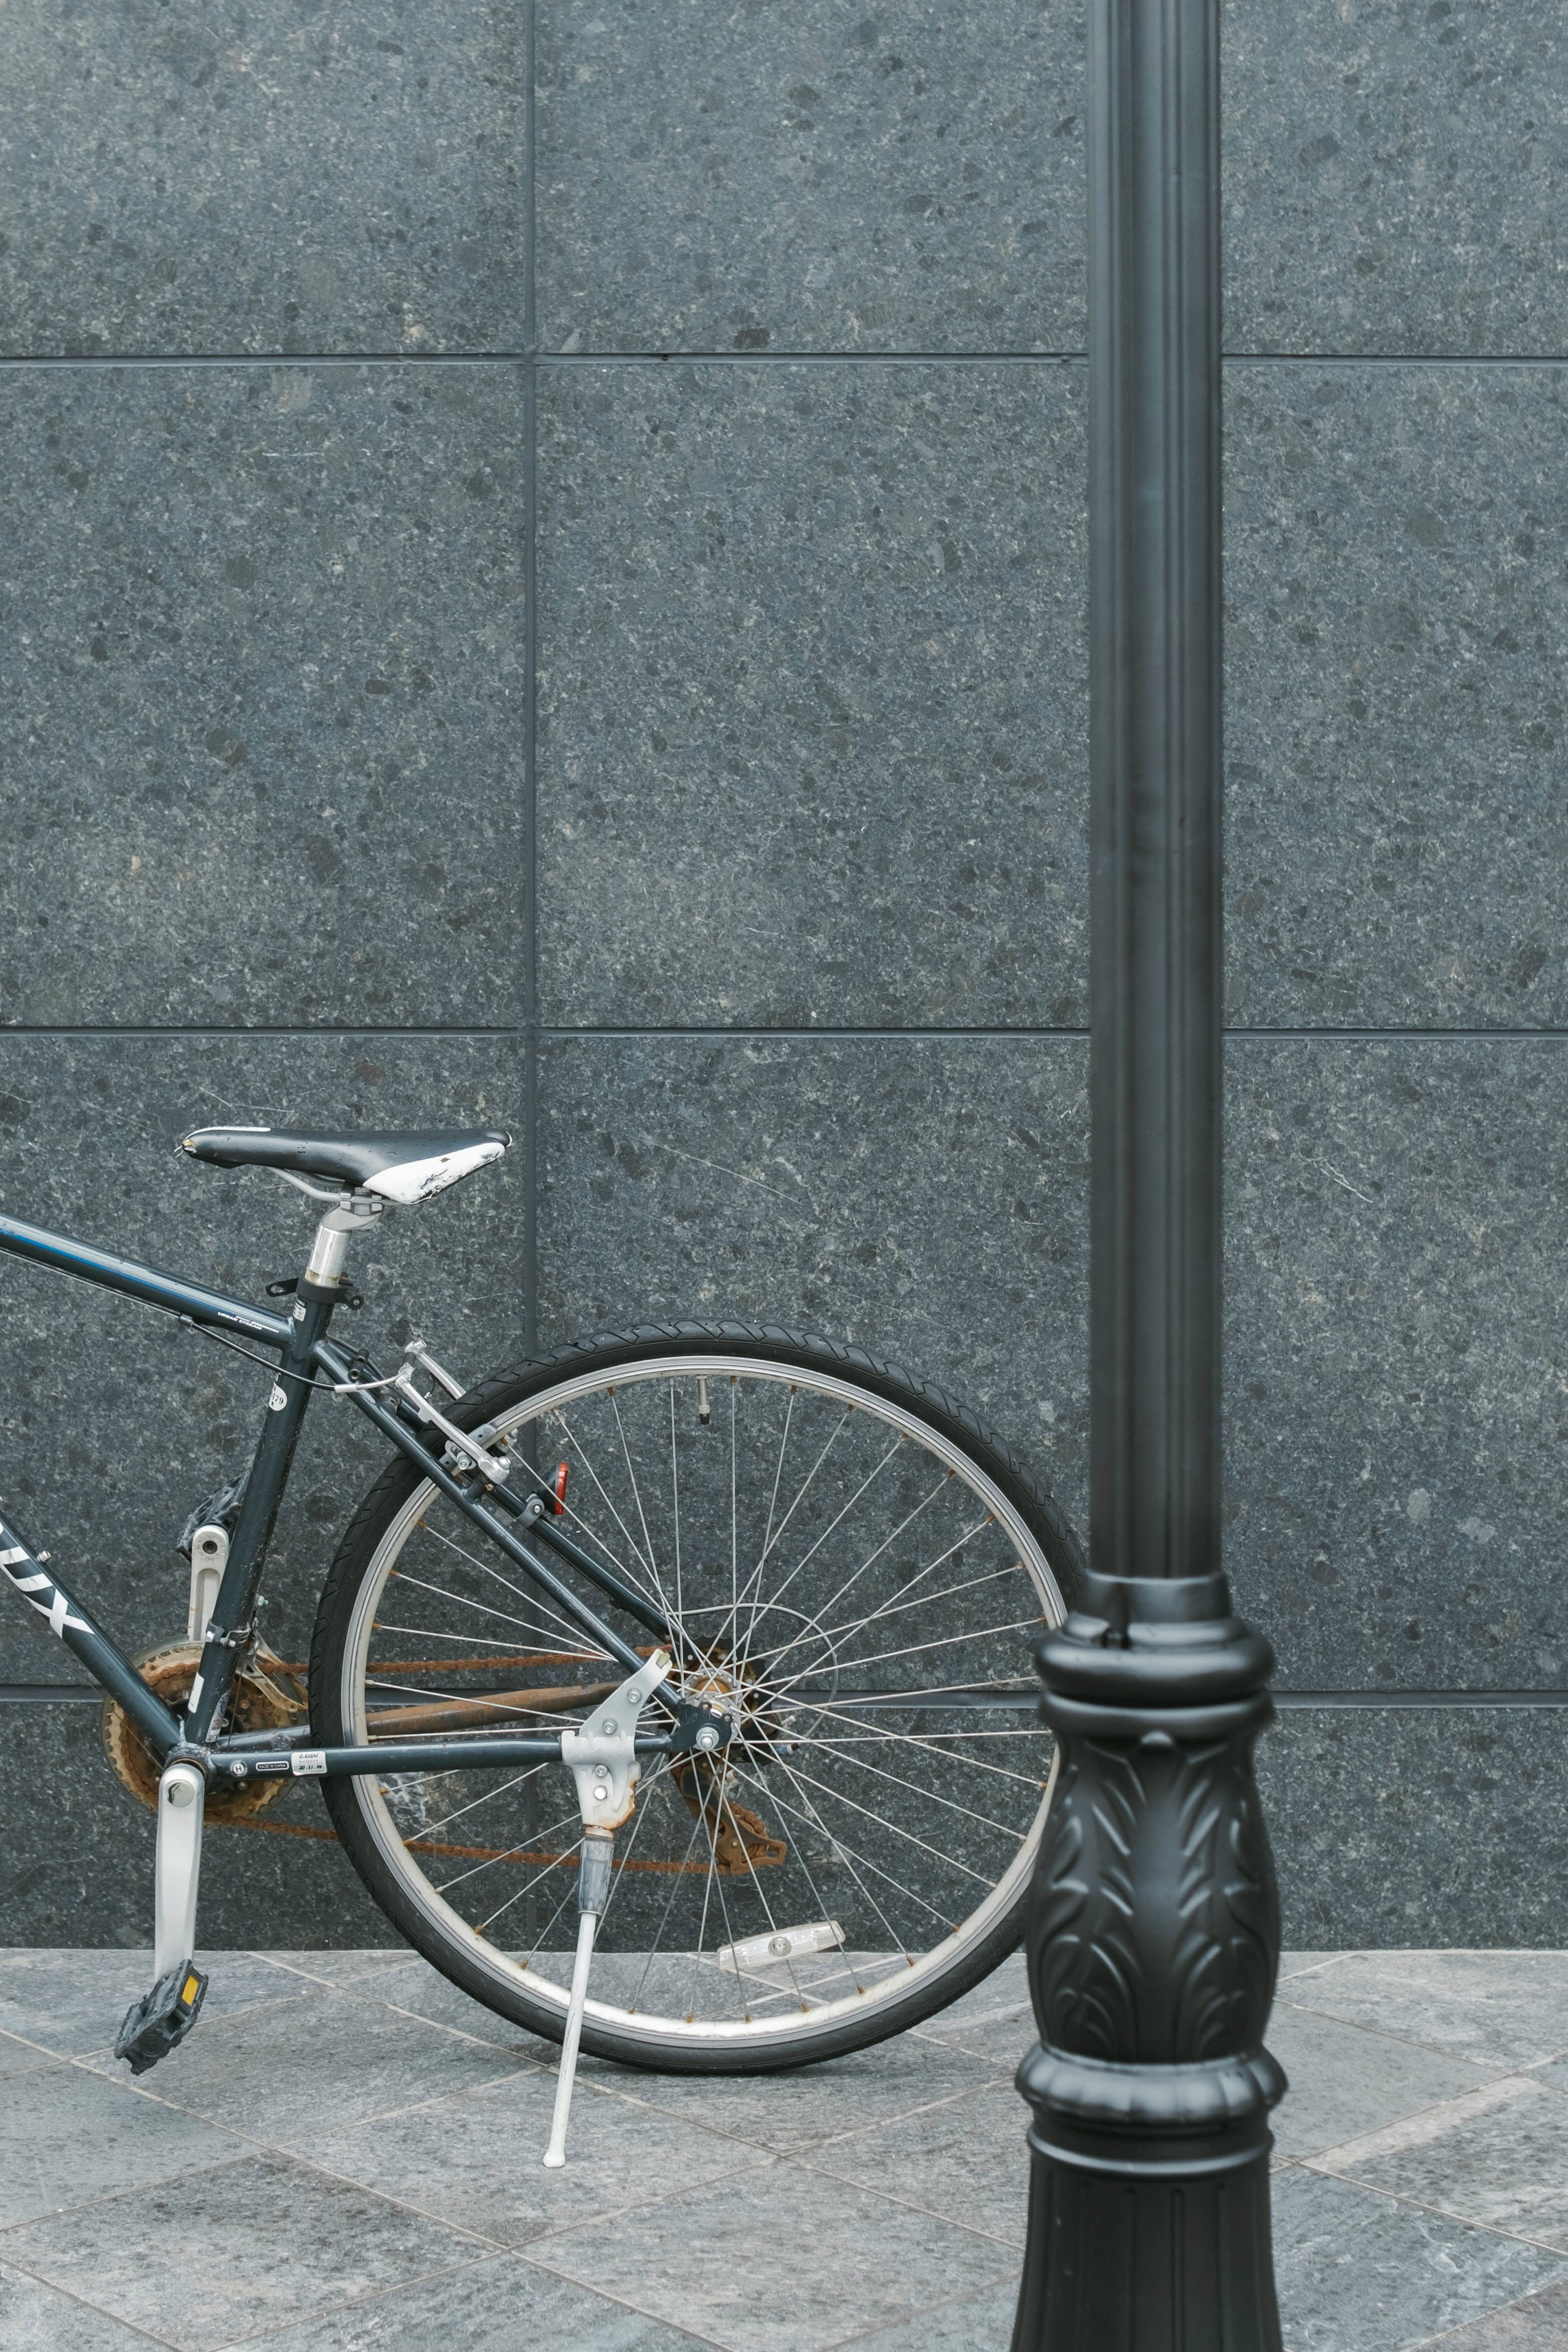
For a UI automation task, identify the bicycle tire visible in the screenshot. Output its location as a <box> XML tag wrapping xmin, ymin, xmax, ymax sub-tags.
<box><xmin>310</xmin><ymin>1320</ymin><xmax>1080</xmax><ymax>2073</ymax></box>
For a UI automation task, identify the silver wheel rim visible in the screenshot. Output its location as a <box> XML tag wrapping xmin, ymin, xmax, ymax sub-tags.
<box><xmin>339</xmin><ymin>1352</ymin><xmax>1063</xmax><ymax>2054</ymax></box>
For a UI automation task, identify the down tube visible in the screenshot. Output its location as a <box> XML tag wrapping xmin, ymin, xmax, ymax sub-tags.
<box><xmin>0</xmin><ymin>1506</ymin><xmax>182</xmax><ymax>1755</ymax></box>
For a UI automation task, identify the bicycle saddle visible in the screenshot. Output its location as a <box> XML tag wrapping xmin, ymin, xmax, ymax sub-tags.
<box><xmin>179</xmin><ymin>1125</ymin><xmax>510</xmax><ymax>1205</ymax></box>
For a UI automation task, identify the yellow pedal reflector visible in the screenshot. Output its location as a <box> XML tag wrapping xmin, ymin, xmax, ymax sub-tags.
<box><xmin>181</xmin><ymin>1975</ymin><xmax>201</xmax><ymax>2007</ymax></box>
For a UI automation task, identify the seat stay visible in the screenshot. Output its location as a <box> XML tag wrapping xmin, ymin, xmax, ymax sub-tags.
<box><xmin>314</xmin><ymin>1334</ymin><xmax>677</xmax><ymax>1699</ymax></box>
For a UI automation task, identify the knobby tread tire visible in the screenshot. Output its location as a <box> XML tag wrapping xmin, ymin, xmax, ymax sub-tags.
<box><xmin>310</xmin><ymin>1320</ymin><xmax>1081</xmax><ymax>2074</ymax></box>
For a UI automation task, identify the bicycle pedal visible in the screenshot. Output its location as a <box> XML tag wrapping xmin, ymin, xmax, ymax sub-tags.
<box><xmin>114</xmin><ymin>1963</ymin><xmax>208</xmax><ymax>2076</ymax></box>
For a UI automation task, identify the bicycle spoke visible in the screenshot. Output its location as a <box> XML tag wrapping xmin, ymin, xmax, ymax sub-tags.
<box><xmin>769</xmin><ymin>1616</ymin><xmax>1047</xmax><ymax>1698</ymax></box>
<box><xmin>336</xmin><ymin>1345</ymin><xmax>1069</xmax><ymax>2060</ymax></box>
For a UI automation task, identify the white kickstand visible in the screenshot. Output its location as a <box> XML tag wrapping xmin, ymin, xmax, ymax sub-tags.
<box><xmin>543</xmin><ymin>1839</ymin><xmax>609</xmax><ymax>2167</ymax></box>
<box><xmin>154</xmin><ymin>1760</ymin><xmax>206</xmax><ymax>1978</ymax></box>
<box><xmin>541</xmin><ymin>1648</ymin><xmax>671</xmax><ymax>2169</ymax></box>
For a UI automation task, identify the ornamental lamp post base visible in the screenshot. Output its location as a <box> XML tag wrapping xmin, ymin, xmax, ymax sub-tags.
<box><xmin>1011</xmin><ymin>1571</ymin><xmax>1287</xmax><ymax>2352</ymax></box>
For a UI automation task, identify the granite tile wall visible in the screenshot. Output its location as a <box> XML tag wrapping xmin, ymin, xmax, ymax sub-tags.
<box><xmin>2</xmin><ymin>0</ymin><xmax>1563</xmax><ymax>1944</ymax></box>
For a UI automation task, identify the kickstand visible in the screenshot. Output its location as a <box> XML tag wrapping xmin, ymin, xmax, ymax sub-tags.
<box><xmin>543</xmin><ymin>1831</ymin><xmax>611</xmax><ymax>2167</ymax></box>
<box><xmin>541</xmin><ymin>1647</ymin><xmax>671</xmax><ymax>2169</ymax></box>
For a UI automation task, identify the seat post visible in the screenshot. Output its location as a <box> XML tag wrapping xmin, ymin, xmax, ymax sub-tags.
<box><xmin>302</xmin><ymin>1195</ymin><xmax>384</xmax><ymax>1293</ymax></box>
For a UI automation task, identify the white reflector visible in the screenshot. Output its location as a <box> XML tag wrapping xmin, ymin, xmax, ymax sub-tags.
<box><xmin>716</xmin><ymin>1920</ymin><xmax>846</xmax><ymax>1974</ymax></box>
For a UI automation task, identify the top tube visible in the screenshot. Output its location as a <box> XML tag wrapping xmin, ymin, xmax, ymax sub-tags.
<box><xmin>0</xmin><ymin>1212</ymin><xmax>294</xmax><ymax>1346</ymax></box>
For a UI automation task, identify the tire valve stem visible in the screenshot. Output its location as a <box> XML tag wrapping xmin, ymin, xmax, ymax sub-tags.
<box><xmin>697</xmin><ymin>1377</ymin><xmax>710</xmax><ymax>1426</ymax></box>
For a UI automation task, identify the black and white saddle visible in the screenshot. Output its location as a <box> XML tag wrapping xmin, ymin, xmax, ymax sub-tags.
<box><xmin>180</xmin><ymin>1125</ymin><xmax>510</xmax><ymax>1206</ymax></box>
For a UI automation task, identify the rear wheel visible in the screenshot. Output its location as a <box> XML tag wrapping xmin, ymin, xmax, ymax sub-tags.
<box><xmin>310</xmin><ymin>1322</ymin><xmax>1078</xmax><ymax>2071</ymax></box>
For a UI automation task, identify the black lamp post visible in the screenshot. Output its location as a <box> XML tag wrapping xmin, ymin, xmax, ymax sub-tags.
<box><xmin>1010</xmin><ymin>0</ymin><xmax>1287</xmax><ymax>2341</ymax></box>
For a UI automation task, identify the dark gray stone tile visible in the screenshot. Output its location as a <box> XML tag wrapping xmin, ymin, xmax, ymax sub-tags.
<box><xmin>536</xmin><ymin>364</ymin><xmax>1087</xmax><ymax>1028</ymax></box>
<box><xmin>83</xmin><ymin>1982</ymin><xmax>527</xmax><ymax>2143</ymax></box>
<box><xmin>1282</xmin><ymin>1952</ymin><xmax>1568</xmax><ymax>2071</ymax></box>
<box><xmin>595</xmin><ymin>2033</ymin><xmax>1002</xmax><ymax>2158</ymax></box>
<box><xmin>1225</xmin><ymin>365</ymin><xmax>1568</xmax><ymax>1030</ymax></box>
<box><xmin>537</xmin><ymin>1033</ymin><xmax>1088</xmax><ymax>1540</ymax></box>
<box><xmin>3</xmin><ymin>2154</ymin><xmax>483</xmax><ymax>2352</ymax></box>
<box><xmin>0</xmin><ymin>2036</ymin><xmax>57</xmax><ymax>2083</ymax></box>
<box><xmin>1272</xmin><ymin>2167</ymin><xmax>1568</xmax><ymax>2352</ymax></box>
<box><xmin>1227</xmin><ymin>1038</ymin><xmax>1568</xmax><ymax>1690</ymax></box>
<box><xmin>296</xmin><ymin>2066</ymin><xmax>757</xmax><ymax>2247</ymax></box>
<box><xmin>805</xmin><ymin>2077</ymin><xmax>1030</xmax><ymax>2248</ymax></box>
<box><xmin>1424</xmin><ymin>2273</ymin><xmax>1568</xmax><ymax>2351</ymax></box>
<box><xmin>0</xmin><ymin>2</ymin><xmax>522</xmax><ymax>359</ymax></box>
<box><xmin>1315</xmin><ymin>2074</ymin><xmax>1568</xmax><ymax>2249</ymax></box>
<box><xmin>1261</xmin><ymin>1719</ymin><xmax>1568</xmax><ymax>1951</ymax></box>
<box><xmin>1224</xmin><ymin>0</ymin><xmax>1568</xmax><ymax>356</ymax></box>
<box><xmin>0</xmin><ymin>365</ymin><xmax>524</xmax><ymax>1025</ymax></box>
<box><xmin>535</xmin><ymin>1</ymin><xmax>1083</xmax><ymax>354</ymax></box>
<box><xmin>263</xmin><ymin>2259</ymin><xmax>715</xmax><ymax>2352</ymax></box>
<box><xmin>824</xmin><ymin>2279</ymin><xmax>1024</xmax><ymax>2352</ymax></box>
<box><xmin>359</xmin><ymin>1955</ymin><xmax>555</xmax><ymax>2057</ymax></box>
<box><xmin>0</xmin><ymin>2061</ymin><xmax>242</xmax><ymax>2229</ymax></box>
<box><xmin>0</xmin><ymin>2263</ymin><xmax>154</xmax><ymax>2352</ymax></box>
<box><xmin>526</xmin><ymin>2160</ymin><xmax>1016</xmax><ymax>2352</ymax></box>
<box><xmin>0</xmin><ymin>1946</ymin><xmax>314</xmax><ymax>2057</ymax></box>
<box><xmin>258</xmin><ymin>1948</ymin><xmax>409</xmax><ymax>1986</ymax></box>
<box><xmin>0</xmin><ymin>1029</ymin><xmax>527</xmax><ymax>1687</ymax></box>
<box><xmin>1267</xmin><ymin>2001</ymin><xmax>1505</xmax><ymax>2161</ymax></box>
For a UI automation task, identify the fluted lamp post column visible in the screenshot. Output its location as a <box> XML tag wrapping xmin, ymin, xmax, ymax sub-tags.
<box><xmin>1010</xmin><ymin>0</ymin><xmax>1287</xmax><ymax>2343</ymax></box>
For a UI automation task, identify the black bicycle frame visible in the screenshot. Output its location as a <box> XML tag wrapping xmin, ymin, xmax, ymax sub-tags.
<box><xmin>0</xmin><ymin>1207</ymin><xmax>688</xmax><ymax>1781</ymax></box>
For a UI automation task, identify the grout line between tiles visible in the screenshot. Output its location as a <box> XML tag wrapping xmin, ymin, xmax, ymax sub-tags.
<box><xmin>782</xmin><ymin>2148</ymin><xmax>1028</xmax><ymax>2256</ymax></box>
<box><xmin>1300</xmin><ymin>2156</ymin><xmax>1568</xmax><ymax>2260</ymax></box>
<box><xmin>204</xmin><ymin>2255</ymin><xmax>507</xmax><ymax>2352</ymax></box>
<box><xmin>1405</xmin><ymin>2275</ymin><xmax>1568</xmax><ymax>2352</ymax></box>
<box><xmin>809</xmin><ymin>2071</ymin><xmax>1018</xmax><ymax>2154</ymax></box>
<box><xmin>814</xmin><ymin>2269</ymin><xmax>1026</xmax><ymax>2352</ymax></box>
<box><xmin>1271</xmin><ymin>1992</ymin><xmax>1539</xmax><ymax>2077</ymax></box>
<box><xmin>2</xmin><ymin>350</ymin><xmax>1566</xmax><ymax>370</ymax></box>
<box><xmin>16</xmin><ymin>1023</ymin><xmax>1568</xmax><ymax>1043</ymax></box>
<box><xmin>0</xmin><ymin>2247</ymin><xmax>184</xmax><ymax>2348</ymax></box>
<box><xmin>506</xmin><ymin>2245</ymin><xmax>740</xmax><ymax>2350</ymax></box>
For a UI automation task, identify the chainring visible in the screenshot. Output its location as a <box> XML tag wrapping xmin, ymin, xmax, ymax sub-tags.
<box><xmin>101</xmin><ymin>1640</ymin><xmax>307</xmax><ymax>1824</ymax></box>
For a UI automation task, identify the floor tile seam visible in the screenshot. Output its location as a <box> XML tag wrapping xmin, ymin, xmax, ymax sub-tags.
<box><xmin>561</xmin><ymin>2067</ymin><xmax>815</xmax><ymax>2161</ymax></box>
<box><xmin>1300</xmin><ymin>2158</ymin><xmax>1568</xmax><ymax>2257</ymax></box>
<box><xmin>1</xmin><ymin>1983</ymin><xmax>330</xmax><ymax>2071</ymax></box>
<box><xmin>6</xmin><ymin>351</ymin><xmax>1568</xmax><ymax>370</ymax></box>
<box><xmin>0</xmin><ymin>2246</ymin><xmax>184</xmax><ymax>2349</ymax></box>
<box><xmin>0</xmin><ymin>2144</ymin><xmax>261</xmax><ymax>2243</ymax></box>
<box><xmin>773</xmin><ymin>2148</ymin><xmax>1029</xmax><ymax>2256</ymax></box>
<box><xmin>277</xmin><ymin>2056</ymin><xmax>544</xmax><ymax>2143</ymax></box>
<box><xmin>905</xmin><ymin>2017</ymin><xmax>1014</xmax><ymax>2055</ymax></box>
<box><xmin>808</xmin><ymin>2070</ymin><xmax>1021</xmax><ymax>2153</ymax></box>
<box><xmin>1270</xmin><ymin>1996</ymin><xmax>1530</xmax><ymax>2074</ymax></box>
<box><xmin>906</xmin><ymin>2025</ymin><xmax>1023</xmax><ymax>2068</ymax></box>
<box><xmin>360</xmin><ymin>1982</ymin><xmax>563</xmax><ymax>2058</ymax></box>
<box><xmin>210</xmin><ymin>2137</ymin><xmax>559</xmax><ymax>2261</ymax></box>
<box><xmin>505</xmin><ymin>2150</ymin><xmax>783</xmax><ymax>2251</ymax></box>
<box><xmin>506</xmin><ymin>2246</ymin><xmax>740</xmax><ymax>2351</ymax></box>
<box><xmin>1405</xmin><ymin>2278</ymin><xmax>1568</xmax><ymax>2352</ymax></box>
<box><xmin>811</xmin><ymin>2268</ymin><xmax>1025</xmax><ymax>2352</ymax></box>
<box><xmin>1295</xmin><ymin>2067</ymin><xmax>1557</xmax><ymax>2167</ymax></box>
<box><xmin>1276</xmin><ymin>1953</ymin><xmax>1363</xmax><ymax>1983</ymax></box>
<box><xmin>246</xmin><ymin>1951</ymin><xmax>406</xmax><ymax>1989</ymax></box>
<box><xmin>572</xmin><ymin>2060</ymin><xmax>1007</xmax><ymax>2166</ymax></box>
<box><xmin>205</xmin><ymin>2254</ymin><xmax>511</xmax><ymax>2351</ymax></box>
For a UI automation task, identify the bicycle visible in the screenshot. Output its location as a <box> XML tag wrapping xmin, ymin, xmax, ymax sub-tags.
<box><xmin>0</xmin><ymin>1122</ymin><xmax>1078</xmax><ymax>2153</ymax></box>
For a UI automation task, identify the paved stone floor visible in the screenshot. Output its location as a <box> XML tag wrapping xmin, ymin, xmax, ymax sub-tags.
<box><xmin>1</xmin><ymin>1947</ymin><xmax>1566</xmax><ymax>2350</ymax></box>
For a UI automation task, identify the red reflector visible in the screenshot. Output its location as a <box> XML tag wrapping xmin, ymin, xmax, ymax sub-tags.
<box><xmin>552</xmin><ymin>1461</ymin><xmax>569</xmax><ymax>1516</ymax></box>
